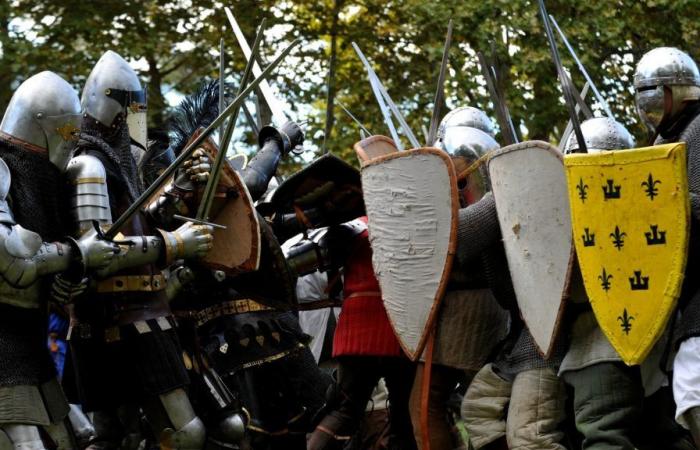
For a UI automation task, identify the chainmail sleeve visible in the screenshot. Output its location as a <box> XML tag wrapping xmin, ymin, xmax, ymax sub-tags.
<box><xmin>679</xmin><ymin>113</ymin><xmax>700</xmax><ymax>222</ymax></box>
<box><xmin>456</xmin><ymin>192</ymin><xmax>501</xmax><ymax>264</ymax></box>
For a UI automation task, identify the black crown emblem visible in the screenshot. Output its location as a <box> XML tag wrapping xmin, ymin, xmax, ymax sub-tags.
<box><xmin>602</xmin><ymin>179</ymin><xmax>621</xmax><ymax>199</ymax></box>
<box><xmin>645</xmin><ymin>225</ymin><xmax>667</xmax><ymax>245</ymax></box>
<box><xmin>629</xmin><ymin>271</ymin><xmax>649</xmax><ymax>290</ymax></box>
<box><xmin>582</xmin><ymin>228</ymin><xmax>595</xmax><ymax>247</ymax></box>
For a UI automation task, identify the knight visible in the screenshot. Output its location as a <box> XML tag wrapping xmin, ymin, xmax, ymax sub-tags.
<box><xmin>403</xmin><ymin>107</ymin><xmax>509</xmax><ymax>450</ymax></box>
<box><xmin>63</xmin><ymin>51</ymin><xmax>214</xmax><ymax>450</ymax></box>
<box><xmin>634</xmin><ymin>47</ymin><xmax>700</xmax><ymax>445</ymax></box>
<box><xmin>160</xmin><ymin>80</ymin><xmax>330</xmax><ymax>449</ymax></box>
<box><xmin>0</xmin><ymin>71</ymin><xmax>118</xmax><ymax>450</ymax></box>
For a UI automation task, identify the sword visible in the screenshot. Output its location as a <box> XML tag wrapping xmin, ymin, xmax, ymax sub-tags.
<box><xmin>196</xmin><ymin>20</ymin><xmax>266</xmax><ymax>222</ymax></box>
<box><xmin>563</xmin><ymin>71</ymin><xmax>593</xmax><ymax>120</ymax></box>
<box><xmin>477</xmin><ymin>51</ymin><xmax>518</xmax><ymax>145</ymax></box>
<box><xmin>105</xmin><ymin>38</ymin><xmax>300</xmax><ymax>239</ymax></box>
<box><xmin>338</xmin><ymin>101</ymin><xmax>373</xmax><ymax>136</ymax></box>
<box><xmin>427</xmin><ymin>19</ymin><xmax>453</xmax><ymax>146</ymax></box>
<box><xmin>558</xmin><ymin>81</ymin><xmax>590</xmax><ymax>152</ymax></box>
<box><xmin>537</xmin><ymin>0</ymin><xmax>587</xmax><ymax>153</ymax></box>
<box><xmin>351</xmin><ymin>43</ymin><xmax>402</xmax><ymax>148</ymax></box>
<box><xmin>225</xmin><ymin>6</ymin><xmax>290</xmax><ymax>126</ymax></box>
<box><xmin>218</xmin><ymin>38</ymin><xmax>226</xmax><ymax>146</ymax></box>
<box><xmin>549</xmin><ymin>14</ymin><xmax>614</xmax><ymax>119</ymax></box>
<box><xmin>353</xmin><ymin>43</ymin><xmax>421</xmax><ymax>149</ymax></box>
<box><xmin>242</xmin><ymin>103</ymin><xmax>260</xmax><ymax>136</ymax></box>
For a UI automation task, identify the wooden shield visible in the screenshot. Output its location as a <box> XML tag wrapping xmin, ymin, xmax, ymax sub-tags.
<box><xmin>564</xmin><ymin>143</ymin><xmax>689</xmax><ymax>365</ymax></box>
<box><xmin>488</xmin><ymin>141</ymin><xmax>574</xmax><ymax>357</ymax></box>
<box><xmin>357</xmin><ymin>138</ymin><xmax>458</xmax><ymax>360</ymax></box>
<box><xmin>146</xmin><ymin>128</ymin><xmax>261</xmax><ymax>274</ymax></box>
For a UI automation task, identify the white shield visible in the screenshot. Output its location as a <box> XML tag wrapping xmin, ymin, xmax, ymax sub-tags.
<box><xmin>359</xmin><ymin>144</ymin><xmax>458</xmax><ymax>360</ymax></box>
<box><xmin>488</xmin><ymin>141</ymin><xmax>574</xmax><ymax>357</ymax></box>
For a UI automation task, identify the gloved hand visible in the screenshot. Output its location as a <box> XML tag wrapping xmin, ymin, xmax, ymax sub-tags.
<box><xmin>167</xmin><ymin>222</ymin><xmax>214</xmax><ymax>260</ymax></box>
<box><xmin>74</xmin><ymin>229</ymin><xmax>120</xmax><ymax>271</ymax></box>
<box><xmin>183</xmin><ymin>148</ymin><xmax>211</xmax><ymax>184</ymax></box>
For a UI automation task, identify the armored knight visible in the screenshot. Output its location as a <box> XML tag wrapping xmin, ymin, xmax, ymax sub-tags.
<box><xmin>426</xmin><ymin>108</ymin><xmax>569</xmax><ymax>449</ymax></box>
<box><xmin>558</xmin><ymin>116</ymin><xmax>694</xmax><ymax>449</ymax></box>
<box><xmin>161</xmin><ymin>81</ymin><xmax>330</xmax><ymax>449</ymax></box>
<box><xmin>403</xmin><ymin>108</ymin><xmax>510</xmax><ymax>450</ymax></box>
<box><xmin>0</xmin><ymin>71</ymin><xmax>118</xmax><ymax>450</ymax></box>
<box><xmin>64</xmin><ymin>51</ymin><xmax>213</xmax><ymax>450</ymax></box>
<box><xmin>634</xmin><ymin>47</ymin><xmax>700</xmax><ymax>445</ymax></box>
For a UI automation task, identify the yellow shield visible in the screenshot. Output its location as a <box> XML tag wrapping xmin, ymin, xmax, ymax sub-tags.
<box><xmin>564</xmin><ymin>143</ymin><xmax>689</xmax><ymax>365</ymax></box>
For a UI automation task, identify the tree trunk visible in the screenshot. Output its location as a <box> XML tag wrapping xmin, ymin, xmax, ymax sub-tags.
<box><xmin>146</xmin><ymin>53</ymin><xmax>166</xmax><ymax>129</ymax></box>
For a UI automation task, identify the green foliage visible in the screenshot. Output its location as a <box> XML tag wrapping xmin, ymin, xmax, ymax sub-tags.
<box><xmin>2</xmin><ymin>0</ymin><xmax>700</xmax><ymax>171</ymax></box>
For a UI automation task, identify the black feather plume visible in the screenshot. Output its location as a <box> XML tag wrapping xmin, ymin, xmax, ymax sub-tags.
<box><xmin>169</xmin><ymin>80</ymin><xmax>223</xmax><ymax>156</ymax></box>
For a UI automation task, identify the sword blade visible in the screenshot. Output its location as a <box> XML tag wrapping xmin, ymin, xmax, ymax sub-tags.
<box><xmin>427</xmin><ymin>19</ymin><xmax>453</xmax><ymax>146</ymax></box>
<box><xmin>197</xmin><ymin>19</ymin><xmax>266</xmax><ymax>221</ymax></box>
<box><xmin>106</xmin><ymin>38</ymin><xmax>300</xmax><ymax>238</ymax></box>
<box><xmin>352</xmin><ymin>42</ymin><xmax>403</xmax><ymax>149</ymax></box>
<box><xmin>219</xmin><ymin>38</ymin><xmax>226</xmax><ymax>146</ymax></box>
<box><xmin>564</xmin><ymin>71</ymin><xmax>593</xmax><ymax>120</ymax></box>
<box><xmin>225</xmin><ymin>6</ymin><xmax>289</xmax><ymax>125</ymax></box>
<box><xmin>353</xmin><ymin>43</ymin><xmax>420</xmax><ymax>148</ymax></box>
<box><xmin>558</xmin><ymin>82</ymin><xmax>590</xmax><ymax>152</ymax></box>
<box><xmin>549</xmin><ymin>14</ymin><xmax>614</xmax><ymax>119</ymax></box>
<box><xmin>537</xmin><ymin>0</ymin><xmax>587</xmax><ymax>153</ymax></box>
<box><xmin>477</xmin><ymin>52</ymin><xmax>517</xmax><ymax>145</ymax></box>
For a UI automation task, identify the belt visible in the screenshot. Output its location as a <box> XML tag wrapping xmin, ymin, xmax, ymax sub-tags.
<box><xmin>177</xmin><ymin>299</ymin><xmax>273</xmax><ymax>327</ymax></box>
<box><xmin>344</xmin><ymin>291</ymin><xmax>381</xmax><ymax>300</ymax></box>
<box><xmin>96</xmin><ymin>274</ymin><xmax>166</xmax><ymax>293</ymax></box>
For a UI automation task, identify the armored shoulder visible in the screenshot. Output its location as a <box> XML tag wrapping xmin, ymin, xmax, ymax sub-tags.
<box><xmin>66</xmin><ymin>154</ymin><xmax>112</xmax><ymax>235</ymax></box>
<box><xmin>0</xmin><ymin>158</ymin><xmax>14</xmax><ymax>225</ymax></box>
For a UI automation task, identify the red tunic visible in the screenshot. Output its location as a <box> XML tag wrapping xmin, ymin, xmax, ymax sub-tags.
<box><xmin>332</xmin><ymin>220</ymin><xmax>403</xmax><ymax>358</ymax></box>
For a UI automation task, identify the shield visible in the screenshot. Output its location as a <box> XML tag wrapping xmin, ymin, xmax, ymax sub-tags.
<box><xmin>358</xmin><ymin>140</ymin><xmax>458</xmax><ymax>360</ymax></box>
<box><xmin>488</xmin><ymin>141</ymin><xmax>574</xmax><ymax>357</ymax></box>
<box><xmin>268</xmin><ymin>153</ymin><xmax>365</xmax><ymax>227</ymax></box>
<box><xmin>146</xmin><ymin>128</ymin><xmax>261</xmax><ymax>275</ymax></box>
<box><xmin>564</xmin><ymin>143</ymin><xmax>689</xmax><ymax>365</ymax></box>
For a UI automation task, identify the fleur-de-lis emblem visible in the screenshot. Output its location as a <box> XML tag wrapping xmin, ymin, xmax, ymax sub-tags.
<box><xmin>598</xmin><ymin>268</ymin><xmax>612</xmax><ymax>291</ymax></box>
<box><xmin>576</xmin><ymin>177</ymin><xmax>589</xmax><ymax>202</ymax></box>
<box><xmin>609</xmin><ymin>226</ymin><xmax>627</xmax><ymax>250</ymax></box>
<box><xmin>617</xmin><ymin>308</ymin><xmax>634</xmax><ymax>335</ymax></box>
<box><xmin>641</xmin><ymin>173</ymin><xmax>661</xmax><ymax>200</ymax></box>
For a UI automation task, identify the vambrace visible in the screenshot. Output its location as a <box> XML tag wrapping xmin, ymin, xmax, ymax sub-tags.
<box><xmin>0</xmin><ymin>224</ymin><xmax>73</xmax><ymax>288</ymax></box>
<box><xmin>243</xmin><ymin>121</ymin><xmax>304</xmax><ymax>202</ymax></box>
<box><xmin>456</xmin><ymin>192</ymin><xmax>501</xmax><ymax>264</ymax></box>
<box><xmin>95</xmin><ymin>235</ymin><xmax>164</xmax><ymax>278</ymax></box>
<box><xmin>66</xmin><ymin>154</ymin><xmax>112</xmax><ymax>235</ymax></box>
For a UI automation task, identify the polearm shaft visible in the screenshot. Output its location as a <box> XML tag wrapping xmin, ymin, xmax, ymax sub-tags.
<box><xmin>197</xmin><ymin>20</ymin><xmax>266</xmax><ymax>221</ymax></box>
<box><xmin>427</xmin><ymin>19</ymin><xmax>453</xmax><ymax>146</ymax></box>
<box><xmin>549</xmin><ymin>14</ymin><xmax>614</xmax><ymax>119</ymax></box>
<box><xmin>105</xmin><ymin>38</ymin><xmax>300</xmax><ymax>239</ymax></box>
<box><xmin>559</xmin><ymin>82</ymin><xmax>590</xmax><ymax>152</ymax></box>
<box><xmin>537</xmin><ymin>0</ymin><xmax>587</xmax><ymax>153</ymax></box>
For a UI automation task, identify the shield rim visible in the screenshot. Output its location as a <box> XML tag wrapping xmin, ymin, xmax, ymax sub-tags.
<box><xmin>360</xmin><ymin>146</ymin><xmax>459</xmax><ymax>360</ymax></box>
<box><xmin>488</xmin><ymin>140</ymin><xmax>574</xmax><ymax>358</ymax></box>
<box><xmin>564</xmin><ymin>143</ymin><xmax>689</xmax><ymax>365</ymax></box>
<box><xmin>354</xmin><ymin>135</ymin><xmax>399</xmax><ymax>164</ymax></box>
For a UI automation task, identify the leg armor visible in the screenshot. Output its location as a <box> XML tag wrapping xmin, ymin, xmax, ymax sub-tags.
<box><xmin>67</xmin><ymin>404</ymin><xmax>95</xmax><ymax>448</ymax></box>
<box><xmin>0</xmin><ymin>425</ymin><xmax>46</xmax><ymax>450</ymax></box>
<box><xmin>144</xmin><ymin>388</ymin><xmax>206</xmax><ymax>450</ymax></box>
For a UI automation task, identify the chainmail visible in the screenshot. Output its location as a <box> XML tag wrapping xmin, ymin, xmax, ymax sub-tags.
<box><xmin>455</xmin><ymin>189</ymin><xmax>565</xmax><ymax>375</ymax></box>
<box><xmin>659</xmin><ymin>104</ymin><xmax>700</xmax><ymax>346</ymax></box>
<box><xmin>0</xmin><ymin>139</ymin><xmax>69</xmax><ymax>242</ymax></box>
<box><xmin>78</xmin><ymin>118</ymin><xmax>143</xmax><ymax>203</ymax></box>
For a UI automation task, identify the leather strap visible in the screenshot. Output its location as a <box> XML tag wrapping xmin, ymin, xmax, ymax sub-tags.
<box><xmin>96</xmin><ymin>274</ymin><xmax>166</xmax><ymax>293</ymax></box>
<box><xmin>176</xmin><ymin>298</ymin><xmax>273</xmax><ymax>327</ymax></box>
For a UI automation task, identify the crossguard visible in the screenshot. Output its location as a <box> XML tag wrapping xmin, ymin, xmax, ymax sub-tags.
<box><xmin>93</xmin><ymin>220</ymin><xmax>133</xmax><ymax>248</ymax></box>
